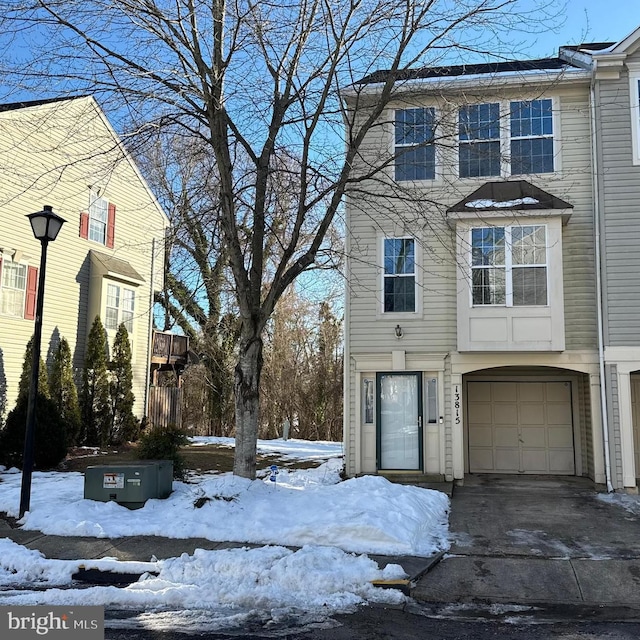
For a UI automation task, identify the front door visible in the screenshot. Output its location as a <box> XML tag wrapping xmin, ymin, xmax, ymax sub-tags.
<box><xmin>377</xmin><ymin>372</ymin><xmax>423</xmax><ymax>470</ymax></box>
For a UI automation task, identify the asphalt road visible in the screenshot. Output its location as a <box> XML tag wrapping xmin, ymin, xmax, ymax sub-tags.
<box><xmin>103</xmin><ymin>602</ymin><xmax>640</xmax><ymax>640</ymax></box>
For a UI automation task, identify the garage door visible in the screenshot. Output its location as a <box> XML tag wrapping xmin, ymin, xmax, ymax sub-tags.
<box><xmin>632</xmin><ymin>377</ymin><xmax>640</xmax><ymax>478</ymax></box>
<box><xmin>467</xmin><ymin>381</ymin><xmax>575</xmax><ymax>474</ymax></box>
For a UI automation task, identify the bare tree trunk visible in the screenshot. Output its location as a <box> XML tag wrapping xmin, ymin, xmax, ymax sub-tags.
<box><xmin>233</xmin><ymin>327</ymin><xmax>263</xmax><ymax>479</ymax></box>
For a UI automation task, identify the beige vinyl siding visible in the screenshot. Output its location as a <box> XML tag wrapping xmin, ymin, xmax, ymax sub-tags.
<box><xmin>606</xmin><ymin>364</ymin><xmax>623</xmax><ymax>488</ymax></box>
<box><xmin>346</xmin><ymin>83</ymin><xmax>597</xmax><ymax>358</ymax></box>
<box><xmin>0</xmin><ymin>97</ymin><xmax>167</xmax><ymax>418</ymax></box>
<box><xmin>596</xmin><ymin>65</ymin><xmax>640</xmax><ymax>347</ymax></box>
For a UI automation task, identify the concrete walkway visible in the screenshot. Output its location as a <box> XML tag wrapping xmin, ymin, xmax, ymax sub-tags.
<box><xmin>412</xmin><ymin>475</ymin><xmax>640</xmax><ymax>608</ymax></box>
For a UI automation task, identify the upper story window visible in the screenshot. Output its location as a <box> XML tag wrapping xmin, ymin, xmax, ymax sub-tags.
<box><xmin>630</xmin><ymin>74</ymin><xmax>640</xmax><ymax>165</ymax></box>
<box><xmin>459</xmin><ymin>103</ymin><xmax>501</xmax><ymax>178</ymax></box>
<box><xmin>383</xmin><ymin>237</ymin><xmax>415</xmax><ymax>312</ymax></box>
<box><xmin>105</xmin><ymin>282</ymin><xmax>135</xmax><ymax>333</ymax></box>
<box><xmin>471</xmin><ymin>225</ymin><xmax>547</xmax><ymax>306</ymax></box>
<box><xmin>80</xmin><ymin>192</ymin><xmax>116</xmax><ymax>248</ymax></box>
<box><xmin>89</xmin><ymin>194</ymin><xmax>108</xmax><ymax>244</ymax></box>
<box><xmin>510</xmin><ymin>99</ymin><xmax>554</xmax><ymax>174</ymax></box>
<box><xmin>394</xmin><ymin>108</ymin><xmax>436</xmax><ymax>181</ymax></box>
<box><xmin>0</xmin><ymin>255</ymin><xmax>37</xmax><ymax>319</ymax></box>
<box><xmin>459</xmin><ymin>99</ymin><xmax>555</xmax><ymax>178</ymax></box>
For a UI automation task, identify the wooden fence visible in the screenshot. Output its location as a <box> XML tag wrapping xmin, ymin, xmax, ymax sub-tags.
<box><xmin>148</xmin><ymin>386</ymin><xmax>183</xmax><ymax>429</ymax></box>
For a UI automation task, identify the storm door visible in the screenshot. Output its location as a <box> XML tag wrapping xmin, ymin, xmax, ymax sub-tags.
<box><xmin>376</xmin><ymin>372</ymin><xmax>423</xmax><ymax>470</ymax></box>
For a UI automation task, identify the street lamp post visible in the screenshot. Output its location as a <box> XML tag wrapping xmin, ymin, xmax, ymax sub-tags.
<box><xmin>19</xmin><ymin>205</ymin><xmax>66</xmax><ymax>519</ymax></box>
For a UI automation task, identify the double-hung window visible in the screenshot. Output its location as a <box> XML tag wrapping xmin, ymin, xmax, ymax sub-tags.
<box><xmin>105</xmin><ymin>282</ymin><xmax>135</xmax><ymax>333</ymax></box>
<box><xmin>89</xmin><ymin>193</ymin><xmax>109</xmax><ymax>245</ymax></box>
<box><xmin>459</xmin><ymin>103</ymin><xmax>501</xmax><ymax>178</ymax></box>
<box><xmin>394</xmin><ymin>108</ymin><xmax>436</xmax><ymax>181</ymax></box>
<box><xmin>510</xmin><ymin>99</ymin><xmax>554</xmax><ymax>174</ymax></box>
<box><xmin>80</xmin><ymin>192</ymin><xmax>116</xmax><ymax>248</ymax></box>
<box><xmin>630</xmin><ymin>73</ymin><xmax>640</xmax><ymax>165</ymax></box>
<box><xmin>383</xmin><ymin>238</ymin><xmax>416</xmax><ymax>313</ymax></box>
<box><xmin>459</xmin><ymin>99</ymin><xmax>555</xmax><ymax>177</ymax></box>
<box><xmin>0</xmin><ymin>258</ymin><xmax>28</xmax><ymax>317</ymax></box>
<box><xmin>471</xmin><ymin>225</ymin><xmax>547</xmax><ymax>306</ymax></box>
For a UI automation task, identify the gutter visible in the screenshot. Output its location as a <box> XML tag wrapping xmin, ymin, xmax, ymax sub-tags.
<box><xmin>590</xmin><ymin>78</ymin><xmax>613</xmax><ymax>492</ymax></box>
<box><xmin>342</xmin><ymin>68</ymin><xmax>591</xmax><ymax>99</ymax></box>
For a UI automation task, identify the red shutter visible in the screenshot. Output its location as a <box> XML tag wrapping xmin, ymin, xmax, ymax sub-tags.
<box><xmin>79</xmin><ymin>211</ymin><xmax>89</xmax><ymax>239</ymax></box>
<box><xmin>24</xmin><ymin>266</ymin><xmax>38</xmax><ymax>320</ymax></box>
<box><xmin>106</xmin><ymin>203</ymin><xmax>116</xmax><ymax>248</ymax></box>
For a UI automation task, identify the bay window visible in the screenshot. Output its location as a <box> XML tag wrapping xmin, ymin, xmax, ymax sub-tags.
<box><xmin>472</xmin><ymin>225</ymin><xmax>547</xmax><ymax>306</ymax></box>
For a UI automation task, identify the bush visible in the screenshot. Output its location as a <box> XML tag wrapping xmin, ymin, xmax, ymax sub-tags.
<box><xmin>0</xmin><ymin>394</ymin><xmax>68</xmax><ymax>470</ymax></box>
<box><xmin>136</xmin><ymin>423</ymin><xmax>188</xmax><ymax>479</ymax></box>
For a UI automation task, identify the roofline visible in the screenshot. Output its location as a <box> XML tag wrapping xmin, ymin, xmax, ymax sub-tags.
<box><xmin>0</xmin><ymin>95</ymin><xmax>90</xmax><ymax>113</ymax></box>
<box><xmin>342</xmin><ymin>67</ymin><xmax>591</xmax><ymax>99</ymax></box>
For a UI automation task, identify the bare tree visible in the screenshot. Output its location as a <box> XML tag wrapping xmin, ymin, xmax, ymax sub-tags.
<box><xmin>0</xmin><ymin>0</ymin><xmax>558</xmax><ymax>478</ymax></box>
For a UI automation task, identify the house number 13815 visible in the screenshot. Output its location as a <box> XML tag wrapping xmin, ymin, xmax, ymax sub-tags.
<box><xmin>454</xmin><ymin>385</ymin><xmax>461</xmax><ymax>425</ymax></box>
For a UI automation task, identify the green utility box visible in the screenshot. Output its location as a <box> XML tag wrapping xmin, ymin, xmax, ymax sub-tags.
<box><xmin>84</xmin><ymin>461</ymin><xmax>173</xmax><ymax>509</ymax></box>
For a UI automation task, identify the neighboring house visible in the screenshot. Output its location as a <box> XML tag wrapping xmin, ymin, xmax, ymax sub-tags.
<box><xmin>343</xmin><ymin>26</ymin><xmax>640</xmax><ymax>492</ymax></box>
<box><xmin>0</xmin><ymin>96</ymin><xmax>168</xmax><ymax>422</ymax></box>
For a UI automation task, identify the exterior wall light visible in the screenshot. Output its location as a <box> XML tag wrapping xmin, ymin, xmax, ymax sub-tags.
<box><xmin>395</xmin><ymin>324</ymin><xmax>403</xmax><ymax>338</ymax></box>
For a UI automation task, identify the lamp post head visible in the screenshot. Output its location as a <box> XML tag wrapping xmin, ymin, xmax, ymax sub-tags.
<box><xmin>26</xmin><ymin>205</ymin><xmax>66</xmax><ymax>242</ymax></box>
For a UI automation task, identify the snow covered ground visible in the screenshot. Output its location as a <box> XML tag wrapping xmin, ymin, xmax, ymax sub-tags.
<box><xmin>0</xmin><ymin>437</ymin><xmax>450</xmax><ymax>633</ymax></box>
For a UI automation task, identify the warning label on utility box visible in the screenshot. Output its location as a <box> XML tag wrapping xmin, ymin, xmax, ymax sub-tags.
<box><xmin>103</xmin><ymin>473</ymin><xmax>125</xmax><ymax>489</ymax></box>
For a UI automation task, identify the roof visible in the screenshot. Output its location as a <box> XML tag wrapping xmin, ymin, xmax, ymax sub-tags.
<box><xmin>0</xmin><ymin>96</ymin><xmax>89</xmax><ymax>113</ymax></box>
<box><xmin>447</xmin><ymin>180</ymin><xmax>573</xmax><ymax>213</ymax></box>
<box><xmin>356</xmin><ymin>57</ymin><xmax>581</xmax><ymax>85</ymax></box>
<box><xmin>560</xmin><ymin>42</ymin><xmax>615</xmax><ymax>54</ymax></box>
<box><xmin>90</xmin><ymin>250</ymin><xmax>145</xmax><ymax>285</ymax></box>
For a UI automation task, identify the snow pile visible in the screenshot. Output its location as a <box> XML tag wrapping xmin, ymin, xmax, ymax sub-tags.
<box><xmin>0</xmin><ymin>458</ymin><xmax>449</xmax><ymax>556</ymax></box>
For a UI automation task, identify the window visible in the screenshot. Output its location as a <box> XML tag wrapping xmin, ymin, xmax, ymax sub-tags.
<box><xmin>89</xmin><ymin>193</ymin><xmax>108</xmax><ymax>244</ymax></box>
<box><xmin>394</xmin><ymin>108</ymin><xmax>436</xmax><ymax>181</ymax></box>
<box><xmin>383</xmin><ymin>238</ymin><xmax>416</xmax><ymax>313</ymax></box>
<box><xmin>510</xmin><ymin>99</ymin><xmax>554</xmax><ymax>174</ymax></box>
<box><xmin>459</xmin><ymin>99</ymin><xmax>555</xmax><ymax>178</ymax></box>
<box><xmin>630</xmin><ymin>74</ymin><xmax>640</xmax><ymax>165</ymax></box>
<box><xmin>80</xmin><ymin>193</ymin><xmax>116</xmax><ymax>248</ymax></box>
<box><xmin>105</xmin><ymin>282</ymin><xmax>135</xmax><ymax>333</ymax></box>
<box><xmin>363</xmin><ymin>378</ymin><xmax>374</xmax><ymax>424</ymax></box>
<box><xmin>459</xmin><ymin>103</ymin><xmax>501</xmax><ymax>178</ymax></box>
<box><xmin>0</xmin><ymin>256</ymin><xmax>37</xmax><ymax>319</ymax></box>
<box><xmin>0</xmin><ymin>259</ymin><xmax>27</xmax><ymax>317</ymax></box>
<box><xmin>471</xmin><ymin>225</ymin><xmax>547</xmax><ymax>306</ymax></box>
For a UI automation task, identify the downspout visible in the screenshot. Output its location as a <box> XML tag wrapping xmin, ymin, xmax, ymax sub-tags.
<box><xmin>143</xmin><ymin>236</ymin><xmax>157</xmax><ymax>419</ymax></box>
<box><xmin>590</xmin><ymin>75</ymin><xmax>613</xmax><ymax>492</ymax></box>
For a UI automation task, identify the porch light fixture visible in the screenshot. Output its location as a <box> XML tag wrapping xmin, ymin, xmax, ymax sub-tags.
<box><xmin>19</xmin><ymin>205</ymin><xmax>66</xmax><ymax>518</ymax></box>
<box><xmin>395</xmin><ymin>324</ymin><xmax>403</xmax><ymax>338</ymax></box>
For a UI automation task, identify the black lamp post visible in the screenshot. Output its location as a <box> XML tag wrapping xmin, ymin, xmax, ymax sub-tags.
<box><xmin>19</xmin><ymin>205</ymin><xmax>66</xmax><ymax>519</ymax></box>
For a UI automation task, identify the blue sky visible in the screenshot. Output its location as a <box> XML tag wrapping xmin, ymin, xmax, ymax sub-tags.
<box><xmin>524</xmin><ymin>1</ymin><xmax>639</xmax><ymax>57</ymax></box>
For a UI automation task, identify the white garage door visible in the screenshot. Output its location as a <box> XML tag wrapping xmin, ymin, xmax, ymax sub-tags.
<box><xmin>467</xmin><ymin>381</ymin><xmax>575</xmax><ymax>474</ymax></box>
<box><xmin>632</xmin><ymin>376</ymin><xmax>640</xmax><ymax>478</ymax></box>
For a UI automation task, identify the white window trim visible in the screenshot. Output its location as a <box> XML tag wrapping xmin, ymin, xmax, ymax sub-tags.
<box><xmin>103</xmin><ymin>280</ymin><xmax>136</xmax><ymax>336</ymax></box>
<box><xmin>0</xmin><ymin>252</ymin><xmax>29</xmax><ymax>319</ymax></box>
<box><xmin>389</xmin><ymin>106</ymin><xmax>442</xmax><ymax>184</ymax></box>
<box><xmin>378</xmin><ymin>234</ymin><xmax>423</xmax><ymax>319</ymax></box>
<box><xmin>629</xmin><ymin>71</ymin><xmax>640</xmax><ymax>165</ymax></box>
<box><xmin>89</xmin><ymin>191</ymin><xmax>109</xmax><ymax>245</ymax></box>
<box><xmin>456</xmin><ymin>97</ymin><xmax>561</xmax><ymax>179</ymax></box>
<box><xmin>469</xmin><ymin>224</ymin><xmax>550</xmax><ymax>308</ymax></box>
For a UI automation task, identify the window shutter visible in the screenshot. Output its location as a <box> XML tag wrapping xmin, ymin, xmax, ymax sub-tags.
<box><xmin>79</xmin><ymin>211</ymin><xmax>89</xmax><ymax>239</ymax></box>
<box><xmin>106</xmin><ymin>203</ymin><xmax>116</xmax><ymax>248</ymax></box>
<box><xmin>24</xmin><ymin>266</ymin><xmax>38</xmax><ymax>320</ymax></box>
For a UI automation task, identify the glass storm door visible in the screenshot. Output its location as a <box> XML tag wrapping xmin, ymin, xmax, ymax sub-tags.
<box><xmin>376</xmin><ymin>373</ymin><xmax>423</xmax><ymax>470</ymax></box>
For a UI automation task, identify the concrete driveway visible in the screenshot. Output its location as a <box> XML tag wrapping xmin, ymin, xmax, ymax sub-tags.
<box><xmin>412</xmin><ymin>475</ymin><xmax>640</xmax><ymax>608</ymax></box>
